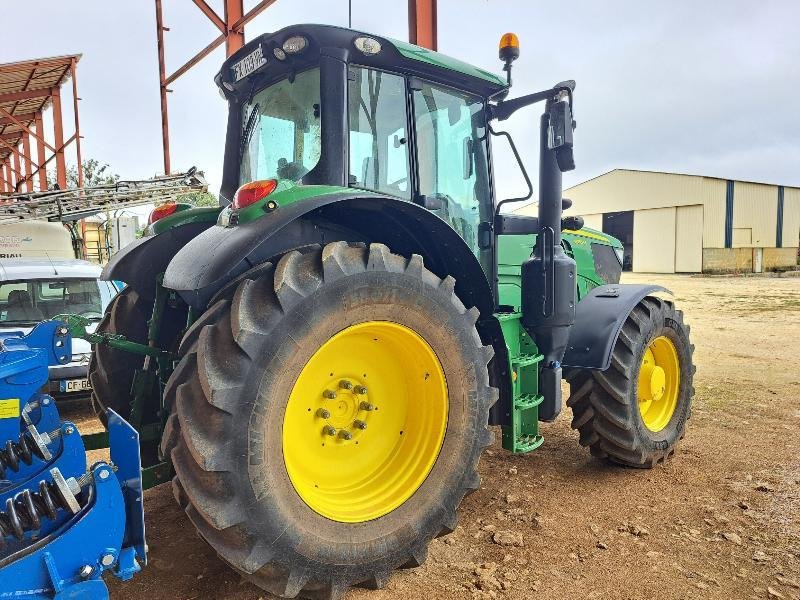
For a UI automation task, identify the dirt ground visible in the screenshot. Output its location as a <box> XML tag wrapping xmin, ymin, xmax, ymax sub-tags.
<box><xmin>71</xmin><ymin>273</ymin><xmax>800</xmax><ymax>600</ymax></box>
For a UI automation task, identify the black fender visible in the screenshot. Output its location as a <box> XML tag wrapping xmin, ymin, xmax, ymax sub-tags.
<box><xmin>163</xmin><ymin>193</ymin><xmax>495</xmax><ymax>314</ymax></box>
<box><xmin>562</xmin><ymin>283</ymin><xmax>670</xmax><ymax>370</ymax></box>
<box><xmin>102</xmin><ymin>221</ymin><xmax>216</xmax><ymax>301</ymax></box>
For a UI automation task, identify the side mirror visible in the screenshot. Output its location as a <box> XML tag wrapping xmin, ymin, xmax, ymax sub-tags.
<box><xmin>547</xmin><ymin>100</ymin><xmax>575</xmax><ymax>172</ymax></box>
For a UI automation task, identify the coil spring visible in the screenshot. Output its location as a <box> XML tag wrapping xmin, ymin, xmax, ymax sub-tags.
<box><xmin>0</xmin><ymin>478</ymin><xmax>74</xmax><ymax>550</ymax></box>
<box><xmin>0</xmin><ymin>431</ymin><xmax>47</xmax><ymax>479</ymax></box>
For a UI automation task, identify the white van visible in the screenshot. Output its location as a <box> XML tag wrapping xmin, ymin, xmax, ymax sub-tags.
<box><xmin>0</xmin><ymin>222</ymin><xmax>75</xmax><ymax>260</ymax></box>
<box><xmin>0</xmin><ymin>258</ymin><xmax>118</xmax><ymax>400</ymax></box>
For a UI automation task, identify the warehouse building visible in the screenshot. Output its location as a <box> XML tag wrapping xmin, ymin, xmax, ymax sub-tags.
<box><xmin>518</xmin><ymin>169</ymin><xmax>800</xmax><ymax>273</ymax></box>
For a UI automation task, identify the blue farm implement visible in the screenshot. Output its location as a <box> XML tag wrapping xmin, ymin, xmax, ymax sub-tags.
<box><xmin>0</xmin><ymin>322</ymin><xmax>146</xmax><ymax>599</ymax></box>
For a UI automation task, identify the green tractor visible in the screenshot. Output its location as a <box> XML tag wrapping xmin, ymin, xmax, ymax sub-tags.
<box><xmin>86</xmin><ymin>25</ymin><xmax>694</xmax><ymax>599</ymax></box>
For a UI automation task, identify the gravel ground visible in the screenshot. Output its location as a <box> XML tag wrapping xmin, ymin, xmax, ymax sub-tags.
<box><xmin>68</xmin><ymin>272</ymin><xmax>800</xmax><ymax>600</ymax></box>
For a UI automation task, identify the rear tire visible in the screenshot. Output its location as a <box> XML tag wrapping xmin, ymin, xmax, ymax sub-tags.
<box><xmin>566</xmin><ymin>296</ymin><xmax>695</xmax><ymax>467</ymax></box>
<box><xmin>89</xmin><ymin>287</ymin><xmax>150</xmax><ymax>425</ymax></box>
<box><xmin>160</xmin><ymin>242</ymin><xmax>497</xmax><ymax>599</ymax></box>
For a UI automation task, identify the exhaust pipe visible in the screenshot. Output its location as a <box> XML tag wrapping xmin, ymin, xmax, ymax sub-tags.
<box><xmin>520</xmin><ymin>98</ymin><xmax>577</xmax><ymax>422</ymax></box>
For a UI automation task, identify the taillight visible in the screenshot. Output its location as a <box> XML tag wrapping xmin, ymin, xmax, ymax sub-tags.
<box><xmin>233</xmin><ymin>179</ymin><xmax>278</xmax><ymax>210</ymax></box>
<box><xmin>148</xmin><ymin>202</ymin><xmax>179</xmax><ymax>225</ymax></box>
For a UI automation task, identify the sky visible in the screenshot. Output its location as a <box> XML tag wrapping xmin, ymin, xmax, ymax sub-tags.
<box><xmin>3</xmin><ymin>0</ymin><xmax>799</xmax><ymax>212</ymax></box>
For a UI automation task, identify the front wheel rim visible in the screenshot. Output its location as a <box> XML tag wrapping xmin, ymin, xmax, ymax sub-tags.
<box><xmin>282</xmin><ymin>321</ymin><xmax>448</xmax><ymax>523</ymax></box>
<box><xmin>637</xmin><ymin>335</ymin><xmax>681</xmax><ymax>432</ymax></box>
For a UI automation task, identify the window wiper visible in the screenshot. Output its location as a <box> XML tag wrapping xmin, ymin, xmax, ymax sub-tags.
<box><xmin>239</xmin><ymin>102</ymin><xmax>261</xmax><ymax>160</ymax></box>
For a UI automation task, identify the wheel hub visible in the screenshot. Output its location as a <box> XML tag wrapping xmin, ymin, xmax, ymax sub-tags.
<box><xmin>282</xmin><ymin>321</ymin><xmax>448</xmax><ymax>523</ymax></box>
<box><xmin>637</xmin><ymin>336</ymin><xmax>680</xmax><ymax>432</ymax></box>
<box><xmin>316</xmin><ymin>378</ymin><xmax>371</xmax><ymax>440</ymax></box>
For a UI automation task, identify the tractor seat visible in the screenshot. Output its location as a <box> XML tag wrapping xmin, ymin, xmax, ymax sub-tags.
<box><xmin>6</xmin><ymin>290</ymin><xmax>44</xmax><ymax>322</ymax></box>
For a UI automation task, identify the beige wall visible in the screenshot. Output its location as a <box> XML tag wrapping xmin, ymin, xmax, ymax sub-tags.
<box><xmin>784</xmin><ymin>187</ymin><xmax>800</xmax><ymax>248</ymax></box>
<box><xmin>633</xmin><ymin>207</ymin><xmax>676</xmax><ymax>273</ymax></box>
<box><xmin>675</xmin><ymin>205</ymin><xmax>703</xmax><ymax>272</ymax></box>
<box><xmin>702</xmin><ymin>248</ymin><xmax>753</xmax><ymax>272</ymax></box>
<box><xmin>733</xmin><ymin>182</ymin><xmax>778</xmax><ymax>247</ymax></box>
<box><xmin>580</xmin><ymin>213</ymin><xmax>603</xmax><ymax>230</ymax></box>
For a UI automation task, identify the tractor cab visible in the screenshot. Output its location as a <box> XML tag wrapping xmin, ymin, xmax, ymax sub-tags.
<box><xmin>217</xmin><ymin>24</ymin><xmax>508</xmax><ymax>276</ymax></box>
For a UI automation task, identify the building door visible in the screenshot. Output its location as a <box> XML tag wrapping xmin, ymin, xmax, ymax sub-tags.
<box><xmin>675</xmin><ymin>204</ymin><xmax>703</xmax><ymax>272</ymax></box>
<box><xmin>602</xmin><ymin>211</ymin><xmax>634</xmax><ymax>271</ymax></box>
<box><xmin>753</xmin><ymin>248</ymin><xmax>763</xmax><ymax>273</ymax></box>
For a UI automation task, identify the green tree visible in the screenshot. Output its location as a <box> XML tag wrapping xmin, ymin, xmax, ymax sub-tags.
<box><xmin>178</xmin><ymin>191</ymin><xmax>218</xmax><ymax>207</ymax></box>
<box><xmin>47</xmin><ymin>158</ymin><xmax>120</xmax><ymax>189</ymax></box>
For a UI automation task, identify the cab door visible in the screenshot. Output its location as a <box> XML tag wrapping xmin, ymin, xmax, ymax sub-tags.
<box><xmin>410</xmin><ymin>81</ymin><xmax>494</xmax><ymax>277</ymax></box>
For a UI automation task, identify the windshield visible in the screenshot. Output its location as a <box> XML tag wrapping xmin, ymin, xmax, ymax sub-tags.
<box><xmin>0</xmin><ymin>278</ymin><xmax>103</xmax><ymax>326</ymax></box>
<box><xmin>239</xmin><ymin>68</ymin><xmax>322</xmax><ymax>184</ymax></box>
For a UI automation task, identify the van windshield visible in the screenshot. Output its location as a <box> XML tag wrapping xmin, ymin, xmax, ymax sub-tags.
<box><xmin>0</xmin><ymin>279</ymin><xmax>103</xmax><ymax>326</ymax></box>
<box><xmin>239</xmin><ymin>68</ymin><xmax>322</xmax><ymax>184</ymax></box>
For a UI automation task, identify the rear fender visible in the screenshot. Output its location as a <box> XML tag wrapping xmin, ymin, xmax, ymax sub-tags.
<box><xmin>102</xmin><ymin>209</ymin><xmax>219</xmax><ymax>301</ymax></box>
<box><xmin>163</xmin><ymin>194</ymin><xmax>495</xmax><ymax>315</ymax></box>
<box><xmin>562</xmin><ymin>284</ymin><xmax>670</xmax><ymax>370</ymax></box>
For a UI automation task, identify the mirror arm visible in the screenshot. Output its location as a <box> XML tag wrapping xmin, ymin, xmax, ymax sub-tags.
<box><xmin>490</xmin><ymin>81</ymin><xmax>575</xmax><ymax>122</ymax></box>
<box><xmin>489</xmin><ymin>122</ymin><xmax>534</xmax><ymax>217</ymax></box>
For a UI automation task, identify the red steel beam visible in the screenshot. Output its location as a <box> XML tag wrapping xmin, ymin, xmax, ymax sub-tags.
<box><xmin>34</xmin><ymin>113</ymin><xmax>47</xmax><ymax>190</ymax></box>
<box><xmin>0</xmin><ymin>106</ymin><xmax>57</xmax><ymax>153</ymax></box>
<box><xmin>191</xmin><ymin>0</ymin><xmax>226</xmax><ymax>32</ymax></box>
<box><xmin>0</xmin><ymin>161</ymin><xmax>8</xmax><ymax>193</ymax></box>
<box><xmin>0</xmin><ymin>112</ymin><xmax>36</xmax><ymax>127</ymax></box>
<box><xmin>408</xmin><ymin>0</ymin><xmax>438</xmax><ymax>50</ymax></box>
<box><xmin>153</xmin><ymin>0</ymin><xmax>277</xmax><ymax>176</ymax></box>
<box><xmin>21</xmin><ymin>133</ymin><xmax>34</xmax><ymax>192</ymax></box>
<box><xmin>164</xmin><ymin>33</ymin><xmax>226</xmax><ymax>87</ymax></box>
<box><xmin>0</xmin><ymin>88</ymin><xmax>54</xmax><ymax>103</ymax></box>
<box><xmin>70</xmin><ymin>58</ymin><xmax>83</xmax><ymax>188</ymax></box>
<box><xmin>224</xmin><ymin>0</ymin><xmax>244</xmax><ymax>56</ymax></box>
<box><xmin>155</xmin><ymin>0</ymin><xmax>171</xmax><ymax>175</ymax></box>
<box><xmin>51</xmin><ymin>88</ymin><xmax>67</xmax><ymax>188</ymax></box>
<box><xmin>230</xmin><ymin>0</ymin><xmax>278</xmax><ymax>32</ymax></box>
<box><xmin>3</xmin><ymin>162</ymin><xmax>12</xmax><ymax>193</ymax></box>
<box><xmin>12</xmin><ymin>145</ymin><xmax>22</xmax><ymax>192</ymax></box>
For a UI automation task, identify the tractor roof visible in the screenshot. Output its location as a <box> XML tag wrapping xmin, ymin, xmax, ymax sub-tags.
<box><xmin>218</xmin><ymin>24</ymin><xmax>508</xmax><ymax>99</ymax></box>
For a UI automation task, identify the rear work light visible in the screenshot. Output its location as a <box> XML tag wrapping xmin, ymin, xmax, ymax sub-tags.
<box><xmin>233</xmin><ymin>179</ymin><xmax>278</xmax><ymax>210</ymax></box>
<box><xmin>148</xmin><ymin>202</ymin><xmax>179</xmax><ymax>225</ymax></box>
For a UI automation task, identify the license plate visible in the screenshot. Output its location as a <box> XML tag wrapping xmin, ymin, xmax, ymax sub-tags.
<box><xmin>59</xmin><ymin>378</ymin><xmax>91</xmax><ymax>393</ymax></box>
<box><xmin>232</xmin><ymin>46</ymin><xmax>267</xmax><ymax>82</ymax></box>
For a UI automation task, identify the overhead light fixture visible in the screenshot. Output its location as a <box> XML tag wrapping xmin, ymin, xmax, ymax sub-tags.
<box><xmin>354</xmin><ymin>36</ymin><xmax>381</xmax><ymax>55</ymax></box>
<box><xmin>282</xmin><ymin>36</ymin><xmax>308</xmax><ymax>54</ymax></box>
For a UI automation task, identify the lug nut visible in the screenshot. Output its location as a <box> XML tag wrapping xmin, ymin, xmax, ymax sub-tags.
<box><xmin>354</xmin><ymin>385</ymin><xmax>368</xmax><ymax>394</ymax></box>
<box><xmin>353</xmin><ymin>420</ymin><xmax>367</xmax><ymax>430</ymax></box>
<box><xmin>316</xmin><ymin>408</ymin><xmax>331</xmax><ymax>419</ymax></box>
<box><xmin>338</xmin><ymin>430</ymin><xmax>353</xmax><ymax>440</ymax></box>
<box><xmin>323</xmin><ymin>425</ymin><xmax>337</xmax><ymax>436</ymax></box>
<box><xmin>359</xmin><ymin>401</ymin><xmax>374</xmax><ymax>411</ymax></box>
<box><xmin>323</xmin><ymin>390</ymin><xmax>337</xmax><ymax>399</ymax></box>
<box><xmin>339</xmin><ymin>380</ymin><xmax>353</xmax><ymax>390</ymax></box>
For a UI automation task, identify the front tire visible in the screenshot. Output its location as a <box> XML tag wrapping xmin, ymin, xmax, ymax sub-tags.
<box><xmin>566</xmin><ymin>296</ymin><xmax>694</xmax><ymax>467</ymax></box>
<box><xmin>160</xmin><ymin>242</ymin><xmax>497</xmax><ymax>599</ymax></box>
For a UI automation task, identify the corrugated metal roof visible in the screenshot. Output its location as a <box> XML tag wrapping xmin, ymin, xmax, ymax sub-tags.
<box><xmin>0</xmin><ymin>55</ymin><xmax>81</xmax><ymax>161</ymax></box>
<box><xmin>567</xmin><ymin>168</ymin><xmax>800</xmax><ymax>191</ymax></box>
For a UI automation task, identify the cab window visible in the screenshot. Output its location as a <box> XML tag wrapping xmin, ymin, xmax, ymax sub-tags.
<box><xmin>347</xmin><ymin>67</ymin><xmax>410</xmax><ymax>198</ymax></box>
<box><xmin>412</xmin><ymin>82</ymin><xmax>492</xmax><ymax>271</ymax></box>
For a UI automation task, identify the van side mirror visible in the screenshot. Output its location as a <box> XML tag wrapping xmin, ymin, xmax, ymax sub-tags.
<box><xmin>547</xmin><ymin>100</ymin><xmax>575</xmax><ymax>172</ymax></box>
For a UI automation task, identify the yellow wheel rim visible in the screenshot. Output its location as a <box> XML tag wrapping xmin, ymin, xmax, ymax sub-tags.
<box><xmin>282</xmin><ymin>321</ymin><xmax>448</xmax><ymax>523</ymax></box>
<box><xmin>637</xmin><ymin>335</ymin><xmax>680</xmax><ymax>432</ymax></box>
